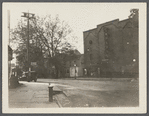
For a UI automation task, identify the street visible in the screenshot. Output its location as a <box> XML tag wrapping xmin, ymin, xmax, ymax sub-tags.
<box><xmin>38</xmin><ymin>78</ymin><xmax>139</xmax><ymax>107</ymax></box>
<box><xmin>9</xmin><ymin>78</ymin><xmax>139</xmax><ymax>108</ymax></box>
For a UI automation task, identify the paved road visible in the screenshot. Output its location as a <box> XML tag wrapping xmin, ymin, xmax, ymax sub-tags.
<box><xmin>37</xmin><ymin>78</ymin><xmax>139</xmax><ymax>107</ymax></box>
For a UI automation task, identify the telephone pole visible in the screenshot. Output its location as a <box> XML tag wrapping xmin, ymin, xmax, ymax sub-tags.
<box><xmin>21</xmin><ymin>12</ymin><xmax>35</xmax><ymax>79</ymax></box>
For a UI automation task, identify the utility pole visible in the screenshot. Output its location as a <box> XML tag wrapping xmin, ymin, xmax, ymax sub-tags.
<box><xmin>8</xmin><ymin>10</ymin><xmax>10</xmax><ymax>45</ymax></box>
<box><xmin>21</xmin><ymin>12</ymin><xmax>35</xmax><ymax>80</ymax></box>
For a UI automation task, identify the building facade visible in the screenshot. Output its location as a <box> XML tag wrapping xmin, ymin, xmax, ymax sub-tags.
<box><xmin>65</xmin><ymin>51</ymin><xmax>84</xmax><ymax>77</ymax></box>
<box><xmin>83</xmin><ymin>9</ymin><xmax>138</xmax><ymax>77</ymax></box>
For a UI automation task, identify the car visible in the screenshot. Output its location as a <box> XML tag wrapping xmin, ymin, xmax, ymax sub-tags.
<box><xmin>19</xmin><ymin>71</ymin><xmax>37</xmax><ymax>82</ymax></box>
<box><xmin>19</xmin><ymin>72</ymin><xmax>27</xmax><ymax>81</ymax></box>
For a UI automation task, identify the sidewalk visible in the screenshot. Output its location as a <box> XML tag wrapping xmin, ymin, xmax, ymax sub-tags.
<box><xmin>9</xmin><ymin>81</ymin><xmax>60</xmax><ymax>108</ymax></box>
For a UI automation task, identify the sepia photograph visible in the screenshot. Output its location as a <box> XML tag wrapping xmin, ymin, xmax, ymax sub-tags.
<box><xmin>2</xmin><ymin>3</ymin><xmax>146</xmax><ymax>113</ymax></box>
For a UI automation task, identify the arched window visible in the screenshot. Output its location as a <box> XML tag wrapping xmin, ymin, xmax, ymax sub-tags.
<box><xmin>89</xmin><ymin>40</ymin><xmax>92</xmax><ymax>45</ymax></box>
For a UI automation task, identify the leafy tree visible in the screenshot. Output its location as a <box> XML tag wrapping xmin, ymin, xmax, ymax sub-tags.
<box><xmin>10</xmin><ymin>15</ymin><xmax>76</xmax><ymax>78</ymax></box>
<box><xmin>31</xmin><ymin>15</ymin><xmax>74</xmax><ymax>57</ymax></box>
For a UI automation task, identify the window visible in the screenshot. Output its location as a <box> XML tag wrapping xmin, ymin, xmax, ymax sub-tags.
<box><xmin>105</xmin><ymin>54</ymin><xmax>108</xmax><ymax>59</ymax></box>
<box><xmin>67</xmin><ymin>69</ymin><xmax>69</xmax><ymax>73</ymax></box>
<box><xmin>87</xmin><ymin>48</ymin><xmax>90</xmax><ymax>52</ymax></box>
<box><xmin>89</xmin><ymin>40</ymin><xmax>92</xmax><ymax>44</ymax></box>
<box><xmin>90</xmin><ymin>54</ymin><xmax>92</xmax><ymax>61</ymax></box>
<box><xmin>105</xmin><ymin>41</ymin><xmax>108</xmax><ymax>45</ymax></box>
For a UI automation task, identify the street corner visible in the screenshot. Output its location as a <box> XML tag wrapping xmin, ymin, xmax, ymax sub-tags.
<box><xmin>29</xmin><ymin>96</ymin><xmax>59</xmax><ymax>108</ymax></box>
<box><xmin>9</xmin><ymin>89</ymin><xmax>60</xmax><ymax>108</ymax></box>
<box><xmin>52</xmin><ymin>86</ymin><xmax>72</xmax><ymax>107</ymax></box>
<box><xmin>28</xmin><ymin>102</ymin><xmax>59</xmax><ymax>108</ymax></box>
<box><xmin>9</xmin><ymin>99</ymin><xmax>59</xmax><ymax>108</ymax></box>
<box><xmin>31</xmin><ymin>93</ymin><xmax>49</xmax><ymax>103</ymax></box>
<box><xmin>54</xmin><ymin>93</ymin><xmax>71</xmax><ymax>107</ymax></box>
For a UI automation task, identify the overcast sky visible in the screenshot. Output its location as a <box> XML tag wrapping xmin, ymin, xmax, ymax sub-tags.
<box><xmin>6</xmin><ymin>3</ymin><xmax>143</xmax><ymax>53</ymax></box>
<box><xmin>3</xmin><ymin>3</ymin><xmax>145</xmax><ymax>63</ymax></box>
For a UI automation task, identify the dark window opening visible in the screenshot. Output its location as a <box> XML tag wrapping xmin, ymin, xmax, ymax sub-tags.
<box><xmin>69</xmin><ymin>61</ymin><xmax>71</xmax><ymax>66</ymax></box>
<box><xmin>90</xmin><ymin>54</ymin><xmax>92</xmax><ymax>61</ymax></box>
<box><xmin>67</xmin><ymin>69</ymin><xmax>69</xmax><ymax>73</ymax></box>
<box><xmin>89</xmin><ymin>40</ymin><xmax>92</xmax><ymax>44</ymax></box>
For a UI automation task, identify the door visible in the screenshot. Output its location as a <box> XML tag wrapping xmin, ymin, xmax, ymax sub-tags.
<box><xmin>70</xmin><ymin>67</ymin><xmax>78</xmax><ymax>77</ymax></box>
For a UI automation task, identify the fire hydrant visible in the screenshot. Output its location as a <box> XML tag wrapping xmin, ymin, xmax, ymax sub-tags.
<box><xmin>48</xmin><ymin>84</ymin><xmax>53</xmax><ymax>102</ymax></box>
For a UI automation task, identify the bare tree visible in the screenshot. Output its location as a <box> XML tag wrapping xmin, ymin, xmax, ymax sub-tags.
<box><xmin>11</xmin><ymin>15</ymin><xmax>76</xmax><ymax>78</ymax></box>
<box><xmin>31</xmin><ymin>15</ymin><xmax>73</xmax><ymax>57</ymax></box>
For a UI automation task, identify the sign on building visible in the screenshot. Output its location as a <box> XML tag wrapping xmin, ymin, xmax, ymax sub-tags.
<box><xmin>31</xmin><ymin>62</ymin><xmax>37</xmax><ymax>66</ymax></box>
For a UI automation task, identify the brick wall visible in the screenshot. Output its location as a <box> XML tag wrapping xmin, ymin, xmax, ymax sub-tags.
<box><xmin>83</xmin><ymin>10</ymin><xmax>138</xmax><ymax>76</ymax></box>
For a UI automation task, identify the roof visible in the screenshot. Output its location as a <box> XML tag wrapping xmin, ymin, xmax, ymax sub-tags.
<box><xmin>97</xmin><ymin>19</ymin><xmax>119</xmax><ymax>27</ymax></box>
<box><xmin>84</xmin><ymin>19</ymin><xmax>119</xmax><ymax>33</ymax></box>
<box><xmin>83</xmin><ymin>28</ymin><xmax>97</xmax><ymax>33</ymax></box>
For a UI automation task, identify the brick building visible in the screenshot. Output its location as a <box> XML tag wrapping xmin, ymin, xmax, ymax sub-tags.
<box><xmin>43</xmin><ymin>49</ymin><xmax>84</xmax><ymax>78</ymax></box>
<box><xmin>83</xmin><ymin>9</ymin><xmax>138</xmax><ymax>77</ymax></box>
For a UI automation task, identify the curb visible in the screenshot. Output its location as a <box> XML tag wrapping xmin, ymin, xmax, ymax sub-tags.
<box><xmin>53</xmin><ymin>87</ymin><xmax>70</xmax><ymax>108</ymax></box>
<box><xmin>62</xmin><ymin>91</ymin><xmax>69</xmax><ymax>97</ymax></box>
<box><xmin>54</xmin><ymin>86</ymin><xmax>69</xmax><ymax>97</ymax></box>
<box><xmin>54</xmin><ymin>95</ymin><xmax>62</xmax><ymax>108</ymax></box>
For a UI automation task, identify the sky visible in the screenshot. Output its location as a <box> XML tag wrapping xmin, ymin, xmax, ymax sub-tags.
<box><xmin>3</xmin><ymin>3</ymin><xmax>144</xmax><ymax>63</ymax></box>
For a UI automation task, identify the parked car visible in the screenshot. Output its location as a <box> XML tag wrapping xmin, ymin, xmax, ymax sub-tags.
<box><xmin>19</xmin><ymin>72</ymin><xmax>27</xmax><ymax>81</ymax></box>
<box><xmin>19</xmin><ymin>71</ymin><xmax>37</xmax><ymax>82</ymax></box>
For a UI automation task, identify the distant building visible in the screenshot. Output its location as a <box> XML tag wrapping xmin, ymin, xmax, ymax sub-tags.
<box><xmin>83</xmin><ymin>9</ymin><xmax>138</xmax><ymax>77</ymax></box>
<box><xmin>65</xmin><ymin>50</ymin><xmax>84</xmax><ymax>77</ymax></box>
<box><xmin>43</xmin><ymin>49</ymin><xmax>84</xmax><ymax>78</ymax></box>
